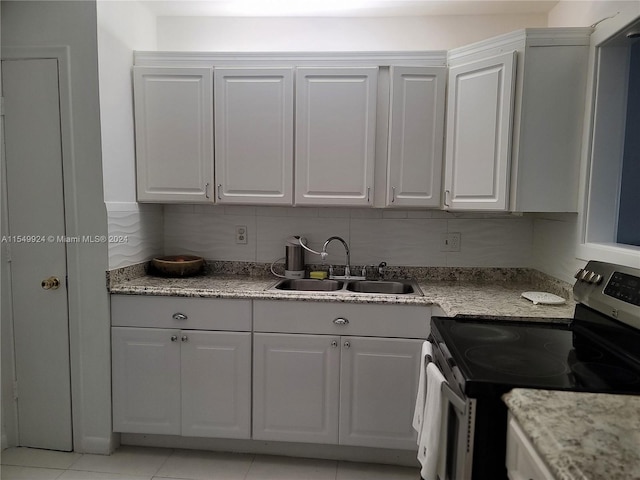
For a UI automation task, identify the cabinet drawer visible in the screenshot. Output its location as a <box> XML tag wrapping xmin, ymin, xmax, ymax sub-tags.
<box><xmin>111</xmin><ymin>295</ymin><xmax>251</xmax><ymax>331</ymax></box>
<box><xmin>253</xmin><ymin>300</ymin><xmax>429</xmax><ymax>338</ymax></box>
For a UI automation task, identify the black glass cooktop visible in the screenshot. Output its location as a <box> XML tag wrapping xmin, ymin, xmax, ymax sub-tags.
<box><xmin>431</xmin><ymin>315</ymin><xmax>640</xmax><ymax>398</ymax></box>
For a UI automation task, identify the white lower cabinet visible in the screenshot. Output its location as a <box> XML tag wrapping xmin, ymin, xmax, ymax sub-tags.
<box><xmin>253</xmin><ymin>333</ymin><xmax>422</xmax><ymax>449</ymax></box>
<box><xmin>112</xmin><ymin>327</ymin><xmax>181</xmax><ymax>435</ymax></box>
<box><xmin>253</xmin><ymin>333</ymin><xmax>341</xmax><ymax>444</ymax></box>
<box><xmin>339</xmin><ymin>336</ymin><xmax>423</xmax><ymax>450</ymax></box>
<box><xmin>112</xmin><ymin>327</ymin><xmax>251</xmax><ymax>439</ymax></box>
<box><xmin>506</xmin><ymin>413</ymin><xmax>554</xmax><ymax>480</ymax></box>
<box><xmin>252</xmin><ymin>300</ymin><xmax>426</xmax><ymax>450</ymax></box>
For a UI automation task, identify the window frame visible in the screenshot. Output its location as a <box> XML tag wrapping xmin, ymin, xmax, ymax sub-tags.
<box><xmin>577</xmin><ymin>12</ymin><xmax>640</xmax><ymax>268</ymax></box>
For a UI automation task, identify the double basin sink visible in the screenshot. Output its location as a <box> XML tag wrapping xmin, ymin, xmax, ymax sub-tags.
<box><xmin>269</xmin><ymin>278</ymin><xmax>423</xmax><ymax>296</ymax></box>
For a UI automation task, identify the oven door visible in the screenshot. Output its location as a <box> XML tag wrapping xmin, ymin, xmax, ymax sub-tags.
<box><xmin>429</xmin><ymin>337</ymin><xmax>476</xmax><ymax>480</ymax></box>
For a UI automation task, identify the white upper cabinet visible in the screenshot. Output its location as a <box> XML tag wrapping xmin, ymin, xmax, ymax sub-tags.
<box><xmin>214</xmin><ymin>68</ymin><xmax>294</xmax><ymax>204</ymax></box>
<box><xmin>387</xmin><ymin>66</ymin><xmax>446</xmax><ymax>208</ymax></box>
<box><xmin>133</xmin><ymin>67</ymin><xmax>214</xmax><ymax>203</ymax></box>
<box><xmin>444</xmin><ymin>52</ymin><xmax>516</xmax><ymax>211</ymax></box>
<box><xmin>443</xmin><ymin>28</ymin><xmax>591</xmax><ymax>212</ymax></box>
<box><xmin>295</xmin><ymin>67</ymin><xmax>378</xmax><ymax>206</ymax></box>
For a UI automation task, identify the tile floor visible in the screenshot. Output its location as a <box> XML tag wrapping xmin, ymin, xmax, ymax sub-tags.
<box><xmin>0</xmin><ymin>446</ymin><xmax>420</xmax><ymax>480</ymax></box>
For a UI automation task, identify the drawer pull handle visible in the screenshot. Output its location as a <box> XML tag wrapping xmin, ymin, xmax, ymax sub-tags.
<box><xmin>172</xmin><ymin>313</ymin><xmax>188</xmax><ymax>321</ymax></box>
<box><xmin>333</xmin><ymin>318</ymin><xmax>349</xmax><ymax>326</ymax></box>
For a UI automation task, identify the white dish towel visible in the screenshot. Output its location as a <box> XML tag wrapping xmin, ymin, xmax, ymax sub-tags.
<box><xmin>412</xmin><ymin>341</ymin><xmax>432</xmax><ymax>433</ymax></box>
<box><xmin>417</xmin><ymin>362</ymin><xmax>446</xmax><ymax>480</ymax></box>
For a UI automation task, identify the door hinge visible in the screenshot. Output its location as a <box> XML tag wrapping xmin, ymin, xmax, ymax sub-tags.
<box><xmin>13</xmin><ymin>380</ymin><xmax>18</xmax><ymax>400</ymax></box>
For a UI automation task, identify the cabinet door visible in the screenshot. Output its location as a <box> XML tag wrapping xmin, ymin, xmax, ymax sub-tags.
<box><xmin>339</xmin><ymin>336</ymin><xmax>422</xmax><ymax>450</ymax></box>
<box><xmin>253</xmin><ymin>333</ymin><xmax>340</xmax><ymax>444</ymax></box>
<box><xmin>443</xmin><ymin>52</ymin><xmax>516</xmax><ymax>211</ymax></box>
<box><xmin>133</xmin><ymin>66</ymin><xmax>214</xmax><ymax>203</ymax></box>
<box><xmin>214</xmin><ymin>68</ymin><xmax>294</xmax><ymax>204</ymax></box>
<box><xmin>111</xmin><ymin>327</ymin><xmax>181</xmax><ymax>434</ymax></box>
<box><xmin>506</xmin><ymin>414</ymin><xmax>554</xmax><ymax>480</ymax></box>
<box><xmin>295</xmin><ymin>67</ymin><xmax>378</xmax><ymax>206</ymax></box>
<box><xmin>387</xmin><ymin>66</ymin><xmax>446</xmax><ymax>207</ymax></box>
<box><xmin>181</xmin><ymin>331</ymin><xmax>251</xmax><ymax>439</ymax></box>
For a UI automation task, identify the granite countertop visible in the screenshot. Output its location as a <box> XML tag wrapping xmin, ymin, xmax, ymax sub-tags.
<box><xmin>503</xmin><ymin>389</ymin><xmax>640</xmax><ymax>480</ymax></box>
<box><xmin>108</xmin><ymin>266</ymin><xmax>576</xmax><ymax>318</ymax></box>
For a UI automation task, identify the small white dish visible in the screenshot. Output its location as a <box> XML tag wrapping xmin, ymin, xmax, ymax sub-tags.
<box><xmin>521</xmin><ymin>291</ymin><xmax>566</xmax><ymax>305</ymax></box>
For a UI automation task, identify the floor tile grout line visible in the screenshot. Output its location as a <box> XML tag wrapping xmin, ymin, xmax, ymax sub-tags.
<box><xmin>152</xmin><ymin>447</ymin><xmax>177</xmax><ymax>477</ymax></box>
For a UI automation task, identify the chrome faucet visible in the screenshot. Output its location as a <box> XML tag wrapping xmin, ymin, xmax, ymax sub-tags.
<box><xmin>322</xmin><ymin>236</ymin><xmax>352</xmax><ymax>278</ymax></box>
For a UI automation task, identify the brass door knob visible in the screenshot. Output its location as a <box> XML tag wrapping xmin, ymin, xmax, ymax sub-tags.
<box><xmin>41</xmin><ymin>276</ymin><xmax>60</xmax><ymax>290</ymax></box>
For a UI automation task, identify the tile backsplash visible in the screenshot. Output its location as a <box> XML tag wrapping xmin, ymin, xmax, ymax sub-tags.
<box><xmin>162</xmin><ymin>205</ymin><xmax>534</xmax><ymax>268</ymax></box>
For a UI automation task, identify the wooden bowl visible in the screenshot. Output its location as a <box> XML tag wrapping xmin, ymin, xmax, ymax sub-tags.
<box><xmin>151</xmin><ymin>255</ymin><xmax>204</xmax><ymax>277</ymax></box>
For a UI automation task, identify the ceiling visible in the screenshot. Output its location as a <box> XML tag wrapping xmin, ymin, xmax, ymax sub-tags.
<box><xmin>139</xmin><ymin>0</ymin><xmax>560</xmax><ymax>17</ymax></box>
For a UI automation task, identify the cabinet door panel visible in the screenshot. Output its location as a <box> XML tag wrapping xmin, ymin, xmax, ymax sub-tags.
<box><xmin>444</xmin><ymin>52</ymin><xmax>516</xmax><ymax>210</ymax></box>
<box><xmin>112</xmin><ymin>327</ymin><xmax>181</xmax><ymax>434</ymax></box>
<box><xmin>181</xmin><ymin>331</ymin><xmax>251</xmax><ymax>439</ymax></box>
<box><xmin>387</xmin><ymin>66</ymin><xmax>446</xmax><ymax>207</ymax></box>
<box><xmin>295</xmin><ymin>67</ymin><xmax>377</xmax><ymax>206</ymax></box>
<box><xmin>253</xmin><ymin>333</ymin><xmax>340</xmax><ymax>444</ymax></box>
<box><xmin>339</xmin><ymin>336</ymin><xmax>422</xmax><ymax>449</ymax></box>
<box><xmin>134</xmin><ymin>67</ymin><xmax>214</xmax><ymax>203</ymax></box>
<box><xmin>214</xmin><ymin>68</ymin><xmax>293</xmax><ymax>204</ymax></box>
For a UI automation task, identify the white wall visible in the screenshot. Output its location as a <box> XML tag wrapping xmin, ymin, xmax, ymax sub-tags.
<box><xmin>97</xmin><ymin>0</ymin><xmax>164</xmax><ymax>268</ymax></box>
<box><xmin>164</xmin><ymin>206</ymin><xmax>534</xmax><ymax>268</ymax></box>
<box><xmin>156</xmin><ymin>14</ymin><xmax>546</xmax><ymax>51</ymax></box>
<box><xmin>1</xmin><ymin>0</ymin><xmax>112</xmax><ymax>453</ymax></box>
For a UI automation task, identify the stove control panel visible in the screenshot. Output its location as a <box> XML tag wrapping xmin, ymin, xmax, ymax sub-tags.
<box><xmin>604</xmin><ymin>271</ymin><xmax>640</xmax><ymax>307</ymax></box>
<box><xmin>574</xmin><ymin>261</ymin><xmax>640</xmax><ymax>330</ymax></box>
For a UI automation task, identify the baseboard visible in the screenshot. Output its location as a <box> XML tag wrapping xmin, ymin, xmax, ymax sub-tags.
<box><xmin>120</xmin><ymin>433</ymin><xmax>419</xmax><ymax>467</ymax></box>
<box><xmin>78</xmin><ymin>435</ymin><xmax>113</xmax><ymax>455</ymax></box>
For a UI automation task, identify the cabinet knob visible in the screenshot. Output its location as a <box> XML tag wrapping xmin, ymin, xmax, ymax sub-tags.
<box><xmin>331</xmin><ymin>340</ymin><xmax>338</xmax><ymax>348</ymax></box>
<box><xmin>172</xmin><ymin>313</ymin><xmax>188</xmax><ymax>321</ymax></box>
<box><xmin>181</xmin><ymin>335</ymin><xmax>188</xmax><ymax>342</ymax></box>
<box><xmin>170</xmin><ymin>335</ymin><xmax>178</xmax><ymax>342</ymax></box>
<box><xmin>344</xmin><ymin>341</ymin><xmax>351</xmax><ymax>349</ymax></box>
<box><xmin>333</xmin><ymin>317</ymin><xmax>349</xmax><ymax>326</ymax></box>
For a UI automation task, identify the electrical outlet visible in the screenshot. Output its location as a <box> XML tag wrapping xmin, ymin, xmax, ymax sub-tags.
<box><xmin>235</xmin><ymin>225</ymin><xmax>248</xmax><ymax>244</ymax></box>
<box><xmin>441</xmin><ymin>233</ymin><xmax>461</xmax><ymax>252</ymax></box>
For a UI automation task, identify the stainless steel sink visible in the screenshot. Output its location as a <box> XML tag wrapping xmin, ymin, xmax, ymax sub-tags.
<box><xmin>272</xmin><ymin>278</ymin><xmax>344</xmax><ymax>292</ymax></box>
<box><xmin>268</xmin><ymin>278</ymin><xmax>423</xmax><ymax>296</ymax></box>
<box><xmin>345</xmin><ymin>280</ymin><xmax>417</xmax><ymax>295</ymax></box>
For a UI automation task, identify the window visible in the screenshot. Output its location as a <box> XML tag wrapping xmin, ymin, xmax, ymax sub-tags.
<box><xmin>580</xmin><ymin>15</ymin><xmax>640</xmax><ymax>267</ymax></box>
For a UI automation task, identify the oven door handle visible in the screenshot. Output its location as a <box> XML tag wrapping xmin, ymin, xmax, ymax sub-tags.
<box><xmin>441</xmin><ymin>382</ymin><xmax>466</xmax><ymax>416</ymax></box>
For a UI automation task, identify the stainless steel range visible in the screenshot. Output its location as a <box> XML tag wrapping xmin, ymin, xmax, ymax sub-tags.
<box><xmin>428</xmin><ymin>261</ymin><xmax>640</xmax><ymax>480</ymax></box>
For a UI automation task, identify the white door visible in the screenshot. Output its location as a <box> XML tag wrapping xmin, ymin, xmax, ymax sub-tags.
<box><xmin>387</xmin><ymin>66</ymin><xmax>446</xmax><ymax>208</ymax></box>
<box><xmin>444</xmin><ymin>52</ymin><xmax>517</xmax><ymax>211</ymax></box>
<box><xmin>133</xmin><ymin>66</ymin><xmax>214</xmax><ymax>203</ymax></box>
<box><xmin>181</xmin><ymin>330</ymin><xmax>251</xmax><ymax>439</ymax></box>
<box><xmin>111</xmin><ymin>327</ymin><xmax>181</xmax><ymax>435</ymax></box>
<box><xmin>214</xmin><ymin>68</ymin><xmax>294</xmax><ymax>204</ymax></box>
<box><xmin>253</xmin><ymin>333</ymin><xmax>340</xmax><ymax>444</ymax></box>
<box><xmin>295</xmin><ymin>67</ymin><xmax>378</xmax><ymax>206</ymax></box>
<box><xmin>2</xmin><ymin>58</ymin><xmax>73</xmax><ymax>450</ymax></box>
<box><xmin>339</xmin><ymin>336</ymin><xmax>422</xmax><ymax>450</ymax></box>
